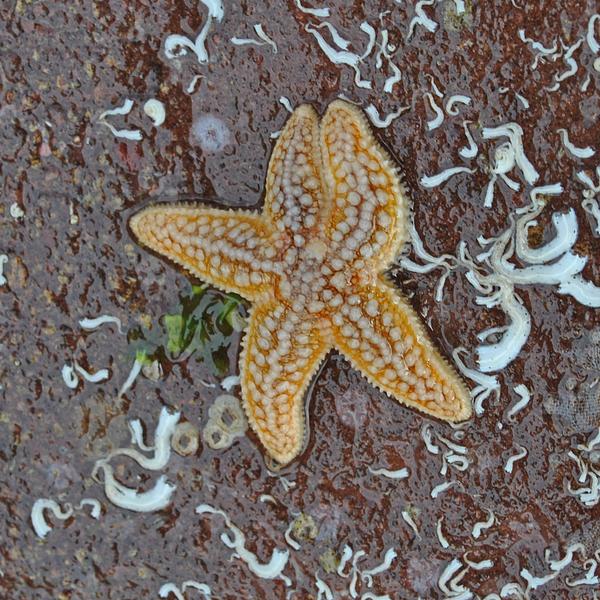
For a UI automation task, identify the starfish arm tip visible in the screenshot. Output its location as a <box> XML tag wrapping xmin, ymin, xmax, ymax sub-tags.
<box><xmin>239</xmin><ymin>302</ymin><xmax>330</xmax><ymax>466</ymax></box>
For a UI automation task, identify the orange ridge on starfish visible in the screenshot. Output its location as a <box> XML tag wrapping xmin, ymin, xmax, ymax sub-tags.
<box><xmin>130</xmin><ymin>100</ymin><xmax>471</xmax><ymax>465</ymax></box>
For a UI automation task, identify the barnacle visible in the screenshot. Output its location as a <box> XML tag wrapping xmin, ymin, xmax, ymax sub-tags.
<box><xmin>202</xmin><ymin>394</ymin><xmax>247</xmax><ymax>450</ymax></box>
<box><xmin>171</xmin><ymin>422</ymin><xmax>200</xmax><ymax>456</ymax></box>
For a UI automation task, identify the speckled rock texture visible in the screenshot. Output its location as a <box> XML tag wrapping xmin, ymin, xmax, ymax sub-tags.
<box><xmin>1</xmin><ymin>1</ymin><xmax>599</xmax><ymax>598</ymax></box>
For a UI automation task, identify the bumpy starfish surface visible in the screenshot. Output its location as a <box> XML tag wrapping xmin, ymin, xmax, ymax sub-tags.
<box><xmin>130</xmin><ymin>100</ymin><xmax>471</xmax><ymax>465</ymax></box>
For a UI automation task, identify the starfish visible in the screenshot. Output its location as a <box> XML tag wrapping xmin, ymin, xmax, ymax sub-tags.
<box><xmin>130</xmin><ymin>100</ymin><xmax>471</xmax><ymax>465</ymax></box>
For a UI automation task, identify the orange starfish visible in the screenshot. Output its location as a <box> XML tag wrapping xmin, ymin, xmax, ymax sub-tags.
<box><xmin>130</xmin><ymin>100</ymin><xmax>471</xmax><ymax>465</ymax></box>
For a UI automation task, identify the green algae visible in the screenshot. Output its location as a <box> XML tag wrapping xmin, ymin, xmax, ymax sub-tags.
<box><xmin>129</xmin><ymin>282</ymin><xmax>247</xmax><ymax>376</ymax></box>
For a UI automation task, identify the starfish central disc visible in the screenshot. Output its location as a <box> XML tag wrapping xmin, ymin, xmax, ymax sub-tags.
<box><xmin>130</xmin><ymin>100</ymin><xmax>471</xmax><ymax>465</ymax></box>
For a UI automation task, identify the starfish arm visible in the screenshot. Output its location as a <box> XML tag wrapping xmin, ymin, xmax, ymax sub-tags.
<box><xmin>130</xmin><ymin>204</ymin><xmax>279</xmax><ymax>301</ymax></box>
<box><xmin>240</xmin><ymin>301</ymin><xmax>330</xmax><ymax>465</ymax></box>
<box><xmin>264</xmin><ymin>104</ymin><xmax>328</xmax><ymax>235</ymax></box>
<box><xmin>331</xmin><ymin>279</ymin><xmax>471</xmax><ymax>422</ymax></box>
<box><xmin>319</xmin><ymin>99</ymin><xmax>409</xmax><ymax>270</ymax></box>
